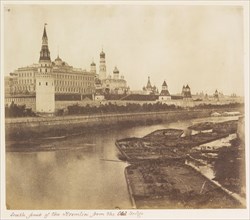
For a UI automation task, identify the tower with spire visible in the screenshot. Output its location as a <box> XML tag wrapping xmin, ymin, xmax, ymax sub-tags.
<box><xmin>181</xmin><ymin>84</ymin><xmax>192</xmax><ymax>100</ymax></box>
<box><xmin>214</xmin><ymin>89</ymin><xmax>219</xmax><ymax>101</ymax></box>
<box><xmin>99</xmin><ymin>49</ymin><xmax>106</xmax><ymax>80</ymax></box>
<box><xmin>146</xmin><ymin>76</ymin><xmax>152</xmax><ymax>89</ymax></box>
<box><xmin>159</xmin><ymin>80</ymin><xmax>171</xmax><ymax>101</ymax></box>
<box><xmin>36</xmin><ymin>24</ymin><xmax>55</xmax><ymax>114</ymax></box>
<box><xmin>90</xmin><ymin>60</ymin><xmax>96</xmax><ymax>75</ymax></box>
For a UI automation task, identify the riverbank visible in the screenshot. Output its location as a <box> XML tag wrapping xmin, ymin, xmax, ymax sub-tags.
<box><xmin>5</xmin><ymin>114</ymin><xmax>244</xmax><ymax>209</ymax></box>
<box><xmin>5</xmin><ymin>108</ymin><xmax>243</xmax><ymax>142</ymax></box>
<box><xmin>5</xmin><ymin>110</ymin><xmax>207</xmax><ymax>142</ymax></box>
<box><xmin>117</xmin><ymin>118</ymin><xmax>245</xmax><ymax>208</ymax></box>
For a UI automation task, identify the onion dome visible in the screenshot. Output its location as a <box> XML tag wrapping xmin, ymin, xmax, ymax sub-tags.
<box><xmin>55</xmin><ymin>55</ymin><xmax>62</xmax><ymax>62</ymax></box>
<box><xmin>100</xmin><ymin>49</ymin><xmax>105</xmax><ymax>58</ymax></box>
<box><xmin>113</xmin><ymin>66</ymin><xmax>119</xmax><ymax>74</ymax></box>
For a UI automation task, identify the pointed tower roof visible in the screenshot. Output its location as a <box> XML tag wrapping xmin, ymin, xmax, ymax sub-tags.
<box><xmin>160</xmin><ymin>90</ymin><xmax>170</xmax><ymax>96</ymax></box>
<box><xmin>160</xmin><ymin>80</ymin><xmax>170</xmax><ymax>96</ymax></box>
<box><xmin>43</xmin><ymin>25</ymin><xmax>48</xmax><ymax>38</ymax></box>
<box><xmin>39</xmin><ymin>24</ymin><xmax>51</xmax><ymax>62</ymax></box>
<box><xmin>186</xmin><ymin>84</ymin><xmax>190</xmax><ymax>89</ymax></box>
<box><xmin>146</xmin><ymin>76</ymin><xmax>152</xmax><ymax>88</ymax></box>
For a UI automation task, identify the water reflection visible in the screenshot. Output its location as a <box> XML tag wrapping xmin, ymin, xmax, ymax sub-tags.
<box><xmin>6</xmin><ymin>116</ymin><xmax>237</xmax><ymax>209</ymax></box>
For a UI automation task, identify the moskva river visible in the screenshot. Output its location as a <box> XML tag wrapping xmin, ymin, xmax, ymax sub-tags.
<box><xmin>6</xmin><ymin>116</ymin><xmax>238</xmax><ymax>209</ymax></box>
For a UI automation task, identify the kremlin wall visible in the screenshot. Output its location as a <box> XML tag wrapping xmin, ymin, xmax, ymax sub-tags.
<box><xmin>4</xmin><ymin>25</ymin><xmax>243</xmax><ymax>115</ymax></box>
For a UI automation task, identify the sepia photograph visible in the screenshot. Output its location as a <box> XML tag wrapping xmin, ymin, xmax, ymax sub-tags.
<box><xmin>1</xmin><ymin>1</ymin><xmax>249</xmax><ymax>219</ymax></box>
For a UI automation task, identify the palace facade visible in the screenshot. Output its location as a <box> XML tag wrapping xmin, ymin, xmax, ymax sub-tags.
<box><xmin>7</xmin><ymin>26</ymin><xmax>95</xmax><ymax>97</ymax></box>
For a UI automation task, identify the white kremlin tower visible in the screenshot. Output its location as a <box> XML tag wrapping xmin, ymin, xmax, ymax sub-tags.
<box><xmin>36</xmin><ymin>24</ymin><xmax>55</xmax><ymax>114</ymax></box>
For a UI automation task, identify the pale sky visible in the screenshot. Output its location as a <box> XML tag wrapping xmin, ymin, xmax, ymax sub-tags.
<box><xmin>3</xmin><ymin>4</ymin><xmax>245</xmax><ymax>95</ymax></box>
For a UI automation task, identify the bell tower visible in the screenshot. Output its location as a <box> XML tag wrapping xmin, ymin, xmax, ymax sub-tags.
<box><xmin>113</xmin><ymin>66</ymin><xmax>119</xmax><ymax>79</ymax></box>
<box><xmin>36</xmin><ymin>24</ymin><xmax>55</xmax><ymax>114</ymax></box>
<box><xmin>99</xmin><ymin>49</ymin><xmax>106</xmax><ymax>80</ymax></box>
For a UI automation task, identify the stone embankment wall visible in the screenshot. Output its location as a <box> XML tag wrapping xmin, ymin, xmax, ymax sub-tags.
<box><xmin>5</xmin><ymin>107</ymin><xmax>243</xmax><ymax>141</ymax></box>
<box><xmin>5</xmin><ymin>110</ymin><xmax>210</xmax><ymax>140</ymax></box>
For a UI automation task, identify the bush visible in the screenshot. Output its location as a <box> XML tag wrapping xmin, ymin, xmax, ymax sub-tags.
<box><xmin>66</xmin><ymin>102</ymin><xmax>184</xmax><ymax>115</ymax></box>
<box><xmin>5</xmin><ymin>101</ymin><xmax>36</xmax><ymax>118</ymax></box>
<box><xmin>56</xmin><ymin>109</ymin><xmax>64</xmax><ymax>116</ymax></box>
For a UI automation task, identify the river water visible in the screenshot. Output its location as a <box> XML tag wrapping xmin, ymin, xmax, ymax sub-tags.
<box><xmin>6</xmin><ymin>116</ymin><xmax>238</xmax><ymax>209</ymax></box>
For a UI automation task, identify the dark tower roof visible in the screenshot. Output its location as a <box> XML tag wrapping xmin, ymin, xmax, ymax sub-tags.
<box><xmin>160</xmin><ymin>90</ymin><xmax>170</xmax><ymax>96</ymax></box>
<box><xmin>160</xmin><ymin>81</ymin><xmax>170</xmax><ymax>96</ymax></box>
<box><xmin>43</xmin><ymin>26</ymin><xmax>47</xmax><ymax>38</ymax></box>
<box><xmin>162</xmin><ymin>81</ymin><xmax>167</xmax><ymax>86</ymax></box>
<box><xmin>39</xmin><ymin>24</ymin><xmax>51</xmax><ymax>62</ymax></box>
<box><xmin>91</xmin><ymin>61</ymin><xmax>96</xmax><ymax>66</ymax></box>
<box><xmin>113</xmin><ymin>66</ymin><xmax>119</xmax><ymax>73</ymax></box>
<box><xmin>186</xmin><ymin>84</ymin><xmax>190</xmax><ymax>89</ymax></box>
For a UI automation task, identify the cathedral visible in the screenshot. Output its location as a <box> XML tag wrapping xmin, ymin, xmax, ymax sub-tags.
<box><xmin>5</xmin><ymin>24</ymin><xmax>132</xmax><ymax>111</ymax></box>
<box><xmin>95</xmin><ymin>50</ymin><xmax>129</xmax><ymax>95</ymax></box>
<box><xmin>142</xmin><ymin>77</ymin><xmax>158</xmax><ymax>95</ymax></box>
